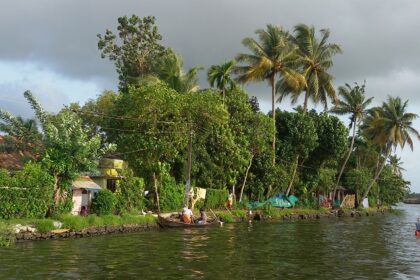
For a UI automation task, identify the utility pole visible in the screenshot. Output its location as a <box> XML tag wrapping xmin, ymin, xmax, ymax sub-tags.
<box><xmin>184</xmin><ymin>124</ymin><xmax>193</xmax><ymax>207</ymax></box>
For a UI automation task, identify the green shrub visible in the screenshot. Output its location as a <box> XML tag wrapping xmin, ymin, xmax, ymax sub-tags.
<box><xmin>205</xmin><ymin>189</ymin><xmax>228</xmax><ymax>209</ymax></box>
<box><xmin>158</xmin><ymin>166</ymin><xmax>184</xmax><ymax>211</ymax></box>
<box><xmin>61</xmin><ymin>215</ymin><xmax>89</xmax><ymax>231</ymax></box>
<box><xmin>35</xmin><ymin>219</ymin><xmax>55</xmax><ymax>233</ymax></box>
<box><xmin>0</xmin><ymin>163</ymin><xmax>54</xmax><ymax>219</ymax></box>
<box><xmin>115</xmin><ymin>169</ymin><xmax>145</xmax><ymax>213</ymax></box>
<box><xmin>92</xmin><ymin>190</ymin><xmax>116</xmax><ymax>215</ymax></box>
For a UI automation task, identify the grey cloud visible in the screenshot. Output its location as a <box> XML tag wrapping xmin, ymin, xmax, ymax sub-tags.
<box><xmin>1</xmin><ymin>0</ymin><xmax>420</xmax><ymax>190</ymax></box>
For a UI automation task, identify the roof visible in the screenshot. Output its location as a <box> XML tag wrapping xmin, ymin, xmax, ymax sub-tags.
<box><xmin>0</xmin><ymin>136</ymin><xmax>32</xmax><ymax>170</ymax></box>
<box><xmin>72</xmin><ymin>176</ymin><xmax>102</xmax><ymax>191</ymax></box>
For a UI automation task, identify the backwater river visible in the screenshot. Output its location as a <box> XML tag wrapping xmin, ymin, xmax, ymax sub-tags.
<box><xmin>1</xmin><ymin>204</ymin><xmax>420</xmax><ymax>279</ymax></box>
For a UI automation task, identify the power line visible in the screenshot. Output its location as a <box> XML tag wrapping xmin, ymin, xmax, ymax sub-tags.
<box><xmin>72</xmin><ymin>109</ymin><xmax>192</xmax><ymax>125</ymax></box>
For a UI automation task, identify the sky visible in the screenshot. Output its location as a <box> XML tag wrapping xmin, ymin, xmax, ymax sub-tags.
<box><xmin>0</xmin><ymin>0</ymin><xmax>419</xmax><ymax>191</ymax></box>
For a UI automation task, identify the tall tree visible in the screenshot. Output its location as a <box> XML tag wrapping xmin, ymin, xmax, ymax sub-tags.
<box><xmin>207</xmin><ymin>60</ymin><xmax>237</xmax><ymax>104</ymax></box>
<box><xmin>234</xmin><ymin>24</ymin><xmax>305</xmax><ymax>165</ymax></box>
<box><xmin>330</xmin><ymin>82</ymin><xmax>373</xmax><ymax>202</ymax></box>
<box><xmin>361</xmin><ymin>96</ymin><xmax>419</xmax><ymax>202</ymax></box>
<box><xmin>278</xmin><ymin>24</ymin><xmax>341</xmax><ymax>112</ymax></box>
<box><xmin>97</xmin><ymin>15</ymin><xmax>167</xmax><ymax>92</ymax></box>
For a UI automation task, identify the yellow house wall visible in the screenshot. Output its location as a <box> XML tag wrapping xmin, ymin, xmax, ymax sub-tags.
<box><xmin>92</xmin><ymin>177</ymin><xmax>107</xmax><ymax>189</ymax></box>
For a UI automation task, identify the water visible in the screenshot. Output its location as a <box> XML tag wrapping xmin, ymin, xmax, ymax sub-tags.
<box><xmin>1</xmin><ymin>204</ymin><xmax>420</xmax><ymax>279</ymax></box>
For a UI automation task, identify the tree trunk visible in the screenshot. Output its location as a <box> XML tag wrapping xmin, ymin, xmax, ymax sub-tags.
<box><xmin>303</xmin><ymin>91</ymin><xmax>309</xmax><ymax>113</ymax></box>
<box><xmin>271</xmin><ymin>75</ymin><xmax>276</xmax><ymax>166</ymax></box>
<box><xmin>222</xmin><ymin>88</ymin><xmax>225</xmax><ymax>106</ymax></box>
<box><xmin>239</xmin><ymin>155</ymin><xmax>254</xmax><ymax>202</ymax></box>
<box><xmin>332</xmin><ymin>121</ymin><xmax>357</xmax><ymax>203</ymax></box>
<box><xmin>53</xmin><ymin>173</ymin><xmax>60</xmax><ymax>206</ymax></box>
<box><xmin>361</xmin><ymin>149</ymin><xmax>391</xmax><ymax>203</ymax></box>
<box><xmin>153</xmin><ymin>172</ymin><xmax>160</xmax><ymax>213</ymax></box>
<box><xmin>285</xmin><ymin>155</ymin><xmax>299</xmax><ymax>196</ymax></box>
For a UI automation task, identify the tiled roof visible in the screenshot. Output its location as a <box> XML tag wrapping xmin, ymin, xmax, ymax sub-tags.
<box><xmin>0</xmin><ymin>136</ymin><xmax>32</xmax><ymax>170</ymax></box>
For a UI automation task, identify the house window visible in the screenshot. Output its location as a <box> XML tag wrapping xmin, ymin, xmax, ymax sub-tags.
<box><xmin>107</xmin><ymin>179</ymin><xmax>117</xmax><ymax>193</ymax></box>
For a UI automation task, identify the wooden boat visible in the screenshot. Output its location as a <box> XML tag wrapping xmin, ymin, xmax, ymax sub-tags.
<box><xmin>158</xmin><ymin>213</ymin><xmax>218</xmax><ymax>228</ymax></box>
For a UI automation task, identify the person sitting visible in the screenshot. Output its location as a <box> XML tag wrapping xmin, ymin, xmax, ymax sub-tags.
<box><xmin>197</xmin><ymin>208</ymin><xmax>207</xmax><ymax>224</ymax></box>
<box><xmin>181</xmin><ymin>205</ymin><xmax>193</xmax><ymax>224</ymax></box>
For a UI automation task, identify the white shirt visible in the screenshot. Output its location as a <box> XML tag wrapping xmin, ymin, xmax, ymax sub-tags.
<box><xmin>182</xmin><ymin>207</ymin><xmax>193</xmax><ymax>216</ymax></box>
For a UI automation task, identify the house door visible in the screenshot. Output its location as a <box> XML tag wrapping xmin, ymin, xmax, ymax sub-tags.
<box><xmin>81</xmin><ymin>190</ymin><xmax>89</xmax><ymax>207</ymax></box>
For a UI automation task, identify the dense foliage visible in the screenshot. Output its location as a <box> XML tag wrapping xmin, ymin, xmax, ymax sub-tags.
<box><xmin>92</xmin><ymin>189</ymin><xmax>116</xmax><ymax>216</ymax></box>
<box><xmin>115</xmin><ymin>169</ymin><xmax>145</xmax><ymax>213</ymax></box>
<box><xmin>205</xmin><ymin>189</ymin><xmax>229</xmax><ymax>209</ymax></box>
<box><xmin>0</xmin><ymin>163</ymin><xmax>54</xmax><ymax>219</ymax></box>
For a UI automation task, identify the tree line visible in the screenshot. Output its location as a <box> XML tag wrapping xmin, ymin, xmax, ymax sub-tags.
<box><xmin>0</xmin><ymin>15</ymin><xmax>418</xmax><ymax>217</ymax></box>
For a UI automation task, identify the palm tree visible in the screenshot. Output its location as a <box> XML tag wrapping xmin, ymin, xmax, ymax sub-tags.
<box><xmin>361</xmin><ymin>96</ymin><xmax>419</xmax><ymax>202</ymax></box>
<box><xmin>155</xmin><ymin>49</ymin><xmax>202</xmax><ymax>93</ymax></box>
<box><xmin>278</xmin><ymin>24</ymin><xmax>342</xmax><ymax>112</ymax></box>
<box><xmin>0</xmin><ymin>112</ymin><xmax>42</xmax><ymax>152</ymax></box>
<box><xmin>207</xmin><ymin>60</ymin><xmax>237</xmax><ymax>104</ymax></box>
<box><xmin>234</xmin><ymin>24</ymin><xmax>305</xmax><ymax>165</ymax></box>
<box><xmin>330</xmin><ymin>82</ymin><xmax>373</xmax><ymax>202</ymax></box>
<box><xmin>388</xmin><ymin>155</ymin><xmax>405</xmax><ymax>177</ymax></box>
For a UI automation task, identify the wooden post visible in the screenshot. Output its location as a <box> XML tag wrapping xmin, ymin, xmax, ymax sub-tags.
<box><xmin>184</xmin><ymin>125</ymin><xmax>193</xmax><ymax>207</ymax></box>
<box><xmin>153</xmin><ymin>172</ymin><xmax>160</xmax><ymax>213</ymax></box>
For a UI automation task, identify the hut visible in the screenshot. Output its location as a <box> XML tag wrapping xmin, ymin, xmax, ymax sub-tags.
<box><xmin>71</xmin><ymin>176</ymin><xmax>102</xmax><ymax>215</ymax></box>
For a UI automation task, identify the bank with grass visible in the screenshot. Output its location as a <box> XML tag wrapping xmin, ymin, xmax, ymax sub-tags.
<box><xmin>0</xmin><ymin>207</ymin><xmax>392</xmax><ymax>247</ymax></box>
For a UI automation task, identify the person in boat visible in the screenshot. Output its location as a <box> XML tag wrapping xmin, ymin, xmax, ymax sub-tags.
<box><xmin>196</xmin><ymin>208</ymin><xmax>208</xmax><ymax>224</ymax></box>
<box><xmin>416</xmin><ymin>217</ymin><xmax>420</xmax><ymax>231</ymax></box>
<box><xmin>181</xmin><ymin>205</ymin><xmax>193</xmax><ymax>224</ymax></box>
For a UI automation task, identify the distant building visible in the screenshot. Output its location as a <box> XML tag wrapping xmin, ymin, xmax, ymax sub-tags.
<box><xmin>90</xmin><ymin>158</ymin><xmax>125</xmax><ymax>192</ymax></box>
<box><xmin>71</xmin><ymin>158</ymin><xmax>126</xmax><ymax>215</ymax></box>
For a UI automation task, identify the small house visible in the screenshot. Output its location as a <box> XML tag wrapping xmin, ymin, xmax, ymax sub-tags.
<box><xmin>71</xmin><ymin>176</ymin><xmax>102</xmax><ymax>215</ymax></box>
<box><xmin>90</xmin><ymin>158</ymin><xmax>125</xmax><ymax>192</ymax></box>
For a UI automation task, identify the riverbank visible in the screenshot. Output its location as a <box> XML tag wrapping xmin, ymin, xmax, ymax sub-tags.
<box><xmin>0</xmin><ymin>207</ymin><xmax>391</xmax><ymax>247</ymax></box>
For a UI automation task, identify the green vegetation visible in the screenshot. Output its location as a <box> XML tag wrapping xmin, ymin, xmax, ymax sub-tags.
<box><xmin>0</xmin><ymin>163</ymin><xmax>54</xmax><ymax>219</ymax></box>
<box><xmin>205</xmin><ymin>189</ymin><xmax>229</xmax><ymax>209</ymax></box>
<box><xmin>34</xmin><ymin>219</ymin><xmax>55</xmax><ymax>233</ymax></box>
<box><xmin>0</xmin><ymin>14</ymin><xmax>417</xmax><ymax>226</ymax></box>
<box><xmin>92</xmin><ymin>190</ymin><xmax>116</xmax><ymax>216</ymax></box>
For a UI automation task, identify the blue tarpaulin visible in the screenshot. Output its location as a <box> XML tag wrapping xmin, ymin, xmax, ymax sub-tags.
<box><xmin>247</xmin><ymin>194</ymin><xmax>298</xmax><ymax>209</ymax></box>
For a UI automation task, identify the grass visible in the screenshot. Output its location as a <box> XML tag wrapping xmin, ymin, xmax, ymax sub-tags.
<box><xmin>34</xmin><ymin>219</ymin><xmax>55</xmax><ymax>233</ymax></box>
<box><xmin>0</xmin><ymin>221</ymin><xmax>13</xmax><ymax>247</ymax></box>
<box><xmin>55</xmin><ymin>213</ymin><xmax>157</xmax><ymax>230</ymax></box>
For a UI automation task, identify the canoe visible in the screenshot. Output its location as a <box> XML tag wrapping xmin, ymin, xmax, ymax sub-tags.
<box><xmin>158</xmin><ymin>213</ymin><xmax>218</xmax><ymax>228</ymax></box>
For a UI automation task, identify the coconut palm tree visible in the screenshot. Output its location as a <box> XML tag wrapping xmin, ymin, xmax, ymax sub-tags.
<box><xmin>388</xmin><ymin>154</ymin><xmax>405</xmax><ymax>177</ymax></box>
<box><xmin>361</xmin><ymin>96</ymin><xmax>419</xmax><ymax>202</ymax></box>
<box><xmin>234</xmin><ymin>24</ymin><xmax>305</xmax><ymax>165</ymax></box>
<box><xmin>155</xmin><ymin>49</ymin><xmax>202</xmax><ymax>93</ymax></box>
<box><xmin>278</xmin><ymin>24</ymin><xmax>342</xmax><ymax>112</ymax></box>
<box><xmin>207</xmin><ymin>60</ymin><xmax>237</xmax><ymax>104</ymax></box>
<box><xmin>330</xmin><ymin>82</ymin><xmax>373</xmax><ymax>202</ymax></box>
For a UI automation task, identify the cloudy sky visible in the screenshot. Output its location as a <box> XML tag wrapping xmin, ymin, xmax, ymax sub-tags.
<box><xmin>1</xmin><ymin>0</ymin><xmax>419</xmax><ymax>191</ymax></box>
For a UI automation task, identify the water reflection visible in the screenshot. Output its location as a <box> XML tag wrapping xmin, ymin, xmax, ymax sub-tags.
<box><xmin>1</xmin><ymin>205</ymin><xmax>420</xmax><ymax>279</ymax></box>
